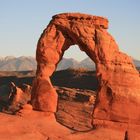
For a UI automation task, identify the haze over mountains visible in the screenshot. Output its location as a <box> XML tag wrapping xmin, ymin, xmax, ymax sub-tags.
<box><xmin>0</xmin><ymin>56</ymin><xmax>36</xmax><ymax>71</ymax></box>
<box><xmin>0</xmin><ymin>56</ymin><xmax>140</xmax><ymax>71</ymax></box>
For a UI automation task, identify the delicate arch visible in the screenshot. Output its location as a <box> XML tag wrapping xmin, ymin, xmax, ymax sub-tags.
<box><xmin>31</xmin><ymin>13</ymin><xmax>140</xmax><ymax>125</ymax></box>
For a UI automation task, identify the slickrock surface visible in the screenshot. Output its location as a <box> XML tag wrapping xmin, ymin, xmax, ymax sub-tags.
<box><xmin>0</xmin><ymin>111</ymin><xmax>140</xmax><ymax>140</ymax></box>
<box><xmin>55</xmin><ymin>86</ymin><xmax>96</xmax><ymax>131</ymax></box>
<box><xmin>0</xmin><ymin>82</ymin><xmax>96</xmax><ymax>131</ymax></box>
<box><xmin>0</xmin><ymin>111</ymin><xmax>71</xmax><ymax>140</ymax></box>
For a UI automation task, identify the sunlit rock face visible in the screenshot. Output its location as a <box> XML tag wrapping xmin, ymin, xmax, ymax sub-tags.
<box><xmin>31</xmin><ymin>13</ymin><xmax>140</xmax><ymax>125</ymax></box>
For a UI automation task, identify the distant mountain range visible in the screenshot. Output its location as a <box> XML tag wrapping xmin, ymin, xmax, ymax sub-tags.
<box><xmin>0</xmin><ymin>56</ymin><xmax>36</xmax><ymax>71</ymax></box>
<box><xmin>0</xmin><ymin>56</ymin><xmax>139</xmax><ymax>71</ymax></box>
<box><xmin>57</xmin><ymin>57</ymin><xmax>95</xmax><ymax>71</ymax></box>
<box><xmin>133</xmin><ymin>59</ymin><xmax>140</xmax><ymax>69</ymax></box>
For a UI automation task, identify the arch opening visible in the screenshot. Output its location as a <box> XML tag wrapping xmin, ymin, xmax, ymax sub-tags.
<box><xmin>61</xmin><ymin>45</ymin><xmax>87</xmax><ymax>62</ymax></box>
<box><xmin>52</xmin><ymin>45</ymin><xmax>98</xmax><ymax>131</ymax></box>
<box><xmin>52</xmin><ymin>45</ymin><xmax>98</xmax><ymax>90</ymax></box>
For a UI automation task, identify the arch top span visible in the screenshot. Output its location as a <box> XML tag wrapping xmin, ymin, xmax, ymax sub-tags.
<box><xmin>36</xmin><ymin>13</ymin><xmax>110</xmax><ymax>65</ymax></box>
<box><xmin>52</xmin><ymin>13</ymin><xmax>108</xmax><ymax>29</ymax></box>
<box><xmin>31</xmin><ymin>13</ymin><xmax>140</xmax><ymax>127</ymax></box>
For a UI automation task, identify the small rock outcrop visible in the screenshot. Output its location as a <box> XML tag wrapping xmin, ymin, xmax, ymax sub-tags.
<box><xmin>1</xmin><ymin>82</ymin><xmax>31</xmax><ymax>114</ymax></box>
<box><xmin>31</xmin><ymin>13</ymin><xmax>140</xmax><ymax>127</ymax></box>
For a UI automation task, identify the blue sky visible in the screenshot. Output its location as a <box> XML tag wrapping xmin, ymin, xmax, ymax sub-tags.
<box><xmin>0</xmin><ymin>0</ymin><xmax>140</xmax><ymax>61</ymax></box>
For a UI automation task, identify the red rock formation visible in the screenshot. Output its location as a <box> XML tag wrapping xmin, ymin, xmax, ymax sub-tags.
<box><xmin>1</xmin><ymin>82</ymin><xmax>31</xmax><ymax>114</ymax></box>
<box><xmin>31</xmin><ymin>13</ymin><xmax>140</xmax><ymax>126</ymax></box>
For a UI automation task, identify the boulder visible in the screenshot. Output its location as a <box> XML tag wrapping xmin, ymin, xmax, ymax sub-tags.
<box><xmin>2</xmin><ymin>82</ymin><xmax>31</xmax><ymax>114</ymax></box>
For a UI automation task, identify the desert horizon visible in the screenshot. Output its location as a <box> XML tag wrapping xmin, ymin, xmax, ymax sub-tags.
<box><xmin>0</xmin><ymin>55</ymin><xmax>140</xmax><ymax>71</ymax></box>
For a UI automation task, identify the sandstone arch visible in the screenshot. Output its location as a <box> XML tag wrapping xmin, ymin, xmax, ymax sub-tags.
<box><xmin>31</xmin><ymin>13</ymin><xmax>140</xmax><ymax>125</ymax></box>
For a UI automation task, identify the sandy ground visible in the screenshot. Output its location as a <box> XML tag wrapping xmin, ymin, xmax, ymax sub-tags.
<box><xmin>0</xmin><ymin>111</ymin><xmax>71</xmax><ymax>140</ymax></box>
<box><xmin>0</xmin><ymin>110</ymin><xmax>130</xmax><ymax>140</ymax></box>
